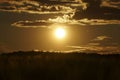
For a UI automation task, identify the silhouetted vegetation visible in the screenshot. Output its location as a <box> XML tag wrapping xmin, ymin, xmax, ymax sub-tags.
<box><xmin>0</xmin><ymin>51</ymin><xmax>120</xmax><ymax>80</ymax></box>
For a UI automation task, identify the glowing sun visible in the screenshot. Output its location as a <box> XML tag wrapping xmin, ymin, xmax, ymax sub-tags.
<box><xmin>54</xmin><ymin>27</ymin><xmax>66</xmax><ymax>39</ymax></box>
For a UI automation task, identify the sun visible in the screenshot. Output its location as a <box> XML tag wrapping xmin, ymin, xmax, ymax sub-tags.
<box><xmin>54</xmin><ymin>27</ymin><xmax>66</xmax><ymax>39</ymax></box>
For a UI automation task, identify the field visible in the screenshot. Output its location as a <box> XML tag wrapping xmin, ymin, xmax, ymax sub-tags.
<box><xmin>0</xmin><ymin>51</ymin><xmax>120</xmax><ymax>80</ymax></box>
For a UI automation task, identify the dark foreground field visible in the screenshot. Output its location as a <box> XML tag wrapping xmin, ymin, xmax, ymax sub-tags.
<box><xmin>0</xmin><ymin>51</ymin><xmax>120</xmax><ymax>80</ymax></box>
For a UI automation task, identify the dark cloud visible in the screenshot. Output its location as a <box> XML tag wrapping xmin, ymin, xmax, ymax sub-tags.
<box><xmin>0</xmin><ymin>0</ymin><xmax>119</xmax><ymax>19</ymax></box>
<box><xmin>34</xmin><ymin>0</ymin><xmax>83</xmax><ymax>5</ymax></box>
<box><xmin>110</xmin><ymin>0</ymin><xmax>120</xmax><ymax>2</ymax></box>
<box><xmin>2</xmin><ymin>0</ymin><xmax>119</xmax><ymax>28</ymax></box>
<box><xmin>0</xmin><ymin>0</ymin><xmax>75</xmax><ymax>14</ymax></box>
<box><xmin>73</xmin><ymin>0</ymin><xmax>120</xmax><ymax>20</ymax></box>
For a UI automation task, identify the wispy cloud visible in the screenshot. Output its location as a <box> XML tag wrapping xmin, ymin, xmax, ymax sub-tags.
<box><xmin>92</xmin><ymin>36</ymin><xmax>111</xmax><ymax>41</ymax></box>
<box><xmin>101</xmin><ymin>0</ymin><xmax>120</xmax><ymax>9</ymax></box>
<box><xmin>67</xmin><ymin>35</ymin><xmax>120</xmax><ymax>54</ymax></box>
<box><xmin>77</xmin><ymin>19</ymin><xmax>120</xmax><ymax>25</ymax></box>
<box><xmin>89</xmin><ymin>35</ymin><xmax>118</xmax><ymax>46</ymax></box>
<box><xmin>11</xmin><ymin>15</ymin><xmax>120</xmax><ymax>28</ymax></box>
<box><xmin>67</xmin><ymin>45</ymin><xmax>120</xmax><ymax>54</ymax></box>
<box><xmin>11</xmin><ymin>20</ymin><xmax>53</xmax><ymax>28</ymax></box>
<box><xmin>0</xmin><ymin>43</ymin><xmax>12</xmax><ymax>53</ymax></box>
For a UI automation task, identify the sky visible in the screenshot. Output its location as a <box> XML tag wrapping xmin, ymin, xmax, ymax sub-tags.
<box><xmin>0</xmin><ymin>0</ymin><xmax>120</xmax><ymax>54</ymax></box>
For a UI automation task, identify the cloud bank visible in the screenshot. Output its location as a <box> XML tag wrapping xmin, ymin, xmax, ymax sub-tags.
<box><xmin>0</xmin><ymin>0</ymin><xmax>76</xmax><ymax>14</ymax></box>
<box><xmin>12</xmin><ymin>15</ymin><xmax>120</xmax><ymax>28</ymax></box>
<box><xmin>0</xmin><ymin>0</ymin><xmax>120</xmax><ymax>20</ymax></box>
<box><xmin>0</xmin><ymin>0</ymin><xmax>87</xmax><ymax>14</ymax></box>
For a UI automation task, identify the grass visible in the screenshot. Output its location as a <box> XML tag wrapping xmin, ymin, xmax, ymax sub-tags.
<box><xmin>0</xmin><ymin>51</ymin><xmax>120</xmax><ymax>80</ymax></box>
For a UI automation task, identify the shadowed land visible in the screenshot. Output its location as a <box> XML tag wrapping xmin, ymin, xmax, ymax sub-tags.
<box><xmin>0</xmin><ymin>51</ymin><xmax>120</xmax><ymax>80</ymax></box>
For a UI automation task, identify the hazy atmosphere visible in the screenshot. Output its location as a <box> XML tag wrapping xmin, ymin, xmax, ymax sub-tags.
<box><xmin>0</xmin><ymin>1</ymin><xmax>120</xmax><ymax>80</ymax></box>
<box><xmin>0</xmin><ymin>0</ymin><xmax>120</xmax><ymax>53</ymax></box>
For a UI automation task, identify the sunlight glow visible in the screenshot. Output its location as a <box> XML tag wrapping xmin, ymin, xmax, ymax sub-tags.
<box><xmin>55</xmin><ymin>27</ymin><xmax>66</xmax><ymax>39</ymax></box>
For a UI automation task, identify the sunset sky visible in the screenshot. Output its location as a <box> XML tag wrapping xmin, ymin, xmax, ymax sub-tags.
<box><xmin>0</xmin><ymin>0</ymin><xmax>120</xmax><ymax>53</ymax></box>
